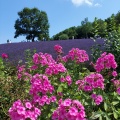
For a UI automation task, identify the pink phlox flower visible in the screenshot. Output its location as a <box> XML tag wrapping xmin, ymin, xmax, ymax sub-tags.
<box><xmin>1</xmin><ymin>53</ymin><xmax>8</xmax><ymax>59</ymax></box>
<box><xmin>76</xmin><ymin>73</ymin><xmax>104</xmax><ymax>91</ymax></box>
<box><xmin>67</xmin><ymin>48</ymin><xmax>89</xmax><ymax>63</ymax></box>
<box><xmin>95</xmin><ymin>52</ymin><xmax>117</xmax><ymax>72</ymax></box>
<box><xmin>30</xmin><ymin>74</ymin><xmax>54</xmax><ymax>95</ymax></box>
<box><xmin>112</xmin><ymin>71</ymin><xmax>118</xmax><ymax>77</ymax></box>
<box><xmin>117</xmin><ymin>87</ymin><xmax>120</xmax><ymax>95</ymax></box>
<box><xmin>52</xmin><ymin>99</ymin><xmax>86</xmax><ymax>120</ymax></box>
<box><xmin>54</xmin><ymin>44</ymin><xmax>63</xmax><ymax>54</ymax></box>
<box><xmin>45</xmin><ymin>62</ymin><xmax>66</xmax><ymax>75</ymax></box>
<box><xmin>91</xmin><ymin>94</ymin><xmax>103</xmax><ymax>105</ymax></box>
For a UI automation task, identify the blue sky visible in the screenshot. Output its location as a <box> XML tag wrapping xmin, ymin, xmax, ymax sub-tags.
<box><xmin>0</xmin><ymin>0</ymin><xmax>120</xmax><ymax>44</ymax></box>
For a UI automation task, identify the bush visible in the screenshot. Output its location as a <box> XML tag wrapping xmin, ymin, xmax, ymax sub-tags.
<box><xmin>59</xmin><ymin>34</ymin><xmax>69</xmax><ymax>40</ymax></box>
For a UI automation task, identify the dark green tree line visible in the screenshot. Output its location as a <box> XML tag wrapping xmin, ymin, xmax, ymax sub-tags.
<box><xmin>52</xmin><ymin>10</ymin><xmax>120</xmax><ymax>40</ymax></box>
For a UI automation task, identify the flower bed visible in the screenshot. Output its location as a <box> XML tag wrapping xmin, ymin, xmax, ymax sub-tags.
<box><xmin>1</xmin><ymin>44</ymin><xmax>120</xmax><ymax>120</ymax></box>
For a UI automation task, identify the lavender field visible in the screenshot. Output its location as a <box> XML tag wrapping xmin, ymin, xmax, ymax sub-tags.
<box><xmin>0</xmin><ymin>39</ymin><xmax>104</xmax><ymax>65</ymax></box>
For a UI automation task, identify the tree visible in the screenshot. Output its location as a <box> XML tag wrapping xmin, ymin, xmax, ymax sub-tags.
<box><xmin>63</xmin><ymin>27</ymin><xmax>77</xmax><ymax>39</ymax></box>
<box><xmin>76</xmin><ymin>18</ymin><xmax>93</xmax><ymax>39</ymax></box>
<box><xmin>52</xmin><ymin>26</ymin><xmax>77</xmax><ymax>40</ymax></box>
<box><xmin>14</xmin><ymin>7</ymin><xmax>50</xmax><ymax>42</ymax></box>
<box><xmin>97</xmin><ymin>19</ymin><xmax>107</xmax><ymax>38</ymax></box>
<box><xmin>59</xmin><ymin>34</ymin><xmax>69</xmax><ymax>40</ymax></box>
<box><xmin>92</xmin><ymin>17</ymin><xmax>99</xmax><ymax>37</ymax></box>
<box><xmin>105</xmin><ymin>14</ymin><xmax>116</xmax><ymax>33</ymax></box>
<box><xmin>81</xmin><ymin>18</ymin><xmax>93</xmax><ymax>38</ymax></box>
<box><xmin>115</xmin><ymin>11</ymin><xmax>120</xmax><ymax>25</ymax></box>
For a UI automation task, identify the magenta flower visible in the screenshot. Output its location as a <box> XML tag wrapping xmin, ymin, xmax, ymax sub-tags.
<box><xmin>54</xmin><ymin>44</ymin><xmax>63</xmax><ymax>54</ymax></box>
<box><xmin>95</xmin><ymin>52</ymin><xmax>117</xmax><ymax>72</ymax></box>
<box><xmin>69</xmin><ymin>107</ymin><xmax>78</xmax><ymax>116</ymax></box>
<box><xmin>52</xmin><ymin>99</ymin><xmax>86</xmax><ymax>120</ymax></box>
<box><xmin>45</xmin><ymin>62</ymin><xmax>67</xmax><ymax>76</ymax></box>
<box><xmin>1</xmin><ymin>53</ymin><xmax>8</xmax><ymax>59</ymax></box>
<box><xmin>9</xmin><ymin>100</ymin><xmax>41</xmax><ymax>120</ymax></box>
<box><xmin>25</xmin><ymin>102</ymin><xmax>32</xmax><ymax>109</ymax></box>
<box><xmin>117</xmin><ymin>87</ymin><xmax>120</xmax><ymax>95</ymax></box>
<box><xmin>67</xmin><ymin>48</ymin><xmax>89</xmax><ymax>63</ymax></box>
<box><xmin>30</xmin><ymin>74</ymin><xmax>54</xmax><ymax>95</ymax></box>
<box><xmin>63</xmin><ymin>99</ymin><xmax>72</xmax><ymax>107</ymax></box>
<box><xmin>76</xmin><ymin>73</ymin><xmax>104</xmax><ymax>92</ymax></box>
<box><xmin>60</xmin><ymin>75</ymin><xmax>72</xmax><ymax>85</ymax></box>
<box><xmin>91</xmin><ymin>94</ymin><xmax>103</xmax><ymax>105</ymax></box>
<box><xmin>112</xmin><ymin>71</ymin><xmax>118</xmax><ymax>77</ymax></box>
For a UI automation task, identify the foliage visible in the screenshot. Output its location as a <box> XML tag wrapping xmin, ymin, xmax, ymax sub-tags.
<box><xmin>59</xmin><ymin>34</ymin><xmax>69</xmax><ymax>40</ymax></box>
<box><xmin>0</xmin><ymin>55</ymin><xmax>29</xmax><ymax>120</ymax></box>
<box><xmin>76</xmin><ymin>18</ymin><xmax>93</xmax><ymax>38</ymax></box>
<box><xmin>52</xmin><ymin>26</ymin><xmax>77</xmax><ymax>40</ymax></box>
<box><xmin>92</xmin><ymin>18</ymin><xmax>108</xmax><ymax>38</ymax></box>
<box><xmin>92</xmin><ymin>17</ymin><xmax>99</xmax><ymax>37</ymax></box>
<box><xmin>14</xmin><ymin>7</ymin><xmax>49</xmax><ymax>42</ymax></box>
<box><xmin>105</xmin><ymin>14</ymin><xmax>117</xmax><ymax>33</ymax></box>
<box><xmin>91</xmin><ymin>41</ymin><xmax>103</xmax><ymax>63</ymax></box>
<box><xmin>115</xmin><ymin>11</ymin><xmax>120</xmax><ymax>25</ymax></box>
<box><xmin>104</xmin><ymin>30</ymin><xmax>120</xmax><ymax>72</ymax></box>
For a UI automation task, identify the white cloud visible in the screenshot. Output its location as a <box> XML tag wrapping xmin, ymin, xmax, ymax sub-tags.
<box><xmin>94</xmin><ymin>3</ymin><xmax>102</xmax><ymax>7</ymax></box>
<box><xmin>85</xmin><ymin>0</ymin><xmax>93</xmax><ymax>6</ymax></box>
<box><xmin>71</xmin><ymin>0</ymin><xmax>93</xmax><ymax>6</ymax></box>
<box><xmin>71</xmin><ymin>0</ymin><xmax>84</xmax><ymax>6</ymax></box>
<box><xmin>71</xmin><ymin>0</ymin><xmax>102</xmax><ymax>7</ymax></box>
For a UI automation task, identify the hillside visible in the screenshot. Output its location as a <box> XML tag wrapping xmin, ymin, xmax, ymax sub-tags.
<box><xmin>0</xmin><ymin>39</ymin><xmax>104</xmax><ymax>65</ymax></box>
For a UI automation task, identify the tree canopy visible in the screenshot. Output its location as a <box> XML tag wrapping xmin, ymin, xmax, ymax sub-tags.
<box><xmin>14</xmin><ymin>7</ymin><xmax>50</xmax><ymax>42</ymax></box>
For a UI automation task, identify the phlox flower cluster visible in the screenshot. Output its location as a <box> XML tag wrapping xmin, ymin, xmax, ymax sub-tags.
<box><xmin>112</xmin><ymin>71</ymin><xmax>118</xmax><ymax>77</ymax></box>
<box><xmin>95</xmin><ymin>52</ymin><xmax>117</xmax><ymax>72</ymax></box>
<box><xmin>68</xmin><ymin>48</ymin><xmax>89</xmax><ymax>63</ymax></box>
<box><xmin>9</xmin><ymin>100</ymin><xmax>41</xmax><ymax>120</ymax></box>
<box><xmin>112</xmin><ymin>79</ymin><xmax>120</xmax><ymax>95</ymax></box>
<box><xmin>61</xmin><ymin>48</ymin><xmax>89</xmax><ymax>64</ymax></box>
<box><xmin>1</xmin><ymin>53</ymin><xmax>8</xmax><ymax>59</ymax></box>
<box><xmin>32</xmin><ymin>52</ymin><xmax>56</xmax><ymax>66</ymax></box>
<box><xmin>91</xmin><ymin>94</ymin><xmax>103</xmax><ymax>105</ymax></box>
<box><xmin>76</xmin><ymin>73</ymin><xmax>104</xmax><ymax>91</ymax></box>
<box><xmin>32</xmin><ymin>94</ymin><xmax>56</xmax><ymax>106</ymax></box>
<box><xmin>60</xmin><ymin>75</ymin><xmax>72</xmax><ymax>85</ymax></box>
<box><xmin>29</xmin><ymin>74</ymin><xmax>57</xmax><ymax>106</ymax></box>
<box><xmin>17</xmin><ymin>65</ymin><xmax>32</xmax><ymax>80</ymax></box>
<box><xmin>61</xmin><ymin>55</ymin><xmax>69</xmax><ymax>62</ymax></box>
<box><xmin>52</xmin><ymin>99</ymin><xmax>86</xmax><ymax>120</ymax></box>
<box><xmin>54</xmin><ymin>44</ymin><xmax>63</xmax><ymax>54</ymax></box>
<box><xmin>30</xmin><ymin>74</ymin><xmax>54</xmax><ymax>95</ymax></box>
<box><xmin>45</xmin><ymin>62</ymin><xmax>67</xmax><ymax>76</ymax></box>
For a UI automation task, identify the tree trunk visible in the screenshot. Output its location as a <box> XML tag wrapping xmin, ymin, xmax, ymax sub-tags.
<box><xmin>32</xmin><ymin>37</ymin><xmax>34</xmax><ymax>42</ymax></box>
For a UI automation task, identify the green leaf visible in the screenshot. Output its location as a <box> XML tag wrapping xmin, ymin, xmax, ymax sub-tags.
<box><xmin>113</xmin><ymin>91</ymin><xmax>117</xmax><ymax>96</ymax></box>
<box><xmin>99</xmin><ymin>116</ymin><xmax>102</xmax><ymax>120</ymax></box>
<box><xmin>117</xmin><ymin>96</ymin><xmax>120</xmax><ymax>100</ymax></box>
<box><xmin>105</xmin><ymin>116</ymin><xmax>111</xmax><ymax>120</ymax></box>
<box><xmin>61</xmin><ymin>83</ymin><xmax>68</xmax><ymax>89</ymax></box>
<box><xmin>113</xmin><ymin>111</ymin><xmax>118</xmax><ymax>119</ymax></box>
<box><xmin>104</xmin><ymin>102</ymin><xmax>108</xmax><ymax>111</ymax></box>
<box><xmin>25</xmin><ymin>89</ymin><xmax>29</xmax><ymax>94</ymax></box>
<box><xmin>112</xmin><ymin>101</ymin><xmax>119</xmax><ymax>105</ymax></box>
<box><xmin>103</xmin><ymin>113</ymin><xmax>111</xmax><ymax>120</ymax></box>
<box><xmin>84</xmin><ymin>102</ymin><xmax>89</xmax><ymax>105</ymax></box>
<box><xmin>90</xmin><ymin>112</ymin><xmax>102</xmax><ymax>119</ymax></box>
<box><xmin>57</xmin><ymin>85</ymin><xmax>63</xmax><ymax>92</ymax></box>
